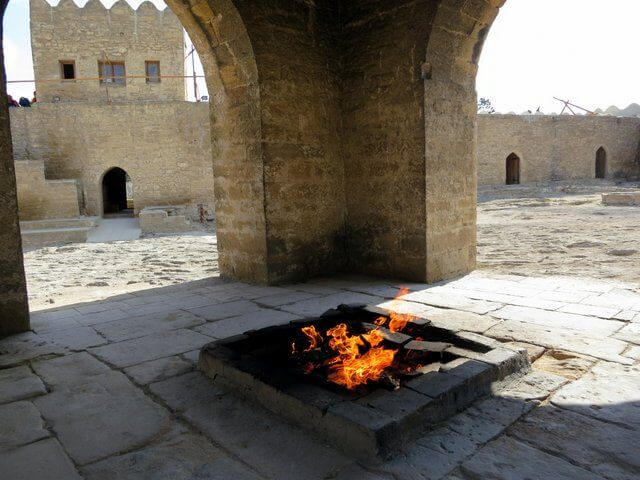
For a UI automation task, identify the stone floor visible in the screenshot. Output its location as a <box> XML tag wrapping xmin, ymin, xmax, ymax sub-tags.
<box><xmin>2</xmin><ymin>271</ymin><xmax>640</xmax><ymax>479</ymax></box>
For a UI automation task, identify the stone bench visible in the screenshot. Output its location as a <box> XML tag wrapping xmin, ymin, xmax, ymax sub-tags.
<box><xmin>139</xmin><ymin>207</ymin><xmax>192</xmax><ymax>234</ymax></box>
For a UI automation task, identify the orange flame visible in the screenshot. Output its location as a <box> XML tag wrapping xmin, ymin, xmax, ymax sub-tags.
<box><xmin>388</xmin><ymin>287</ymin><xmax>412</xmax><ymax>332</ymax></box>
<box><xmin>324</xmin><ymin>323</ymin><xmax>396</xmax><ymax>390</ymax></box>
<box><xmin>301</xmin><ymin>325</ymin><xmax>322</xmax><ymax>352</ymax></box>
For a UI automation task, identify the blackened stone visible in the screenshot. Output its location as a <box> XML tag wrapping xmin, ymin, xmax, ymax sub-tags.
<box><xmin>405</xmin><ymin>340</ymin><xmax>451</xmax><ymax>352</ymax></box>
<box><xmin>407</xmin><ymin>371</ymin><xmax>466</xmax><ymax>398</ymax></box>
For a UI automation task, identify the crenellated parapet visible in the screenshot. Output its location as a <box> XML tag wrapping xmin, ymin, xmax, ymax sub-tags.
<box><xmin>30</xmin><ymin>0</ymin><xmax>185</xmax><ymax>103</ymax></box>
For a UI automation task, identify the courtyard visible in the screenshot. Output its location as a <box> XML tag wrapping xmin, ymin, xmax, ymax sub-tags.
<box><xmin>2</xmin><ymin>186</ymin><xmax>639</xmax><ymax>479</ymax></box>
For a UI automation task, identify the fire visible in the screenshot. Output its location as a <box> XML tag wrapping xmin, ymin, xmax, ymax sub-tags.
<box><xmin>301</xmin><ymin>325</ymin><xmax>322</xmax><ymax>352</ymax></box>
<box><xmin>325</xmin><ymin>323</ymin><xmax>396</xmax><ymax>390</ymax></box>
<box><xmin>388</xmin><ymin>287</ymin><xmax>412</xmax><ymax>332</ymax></box>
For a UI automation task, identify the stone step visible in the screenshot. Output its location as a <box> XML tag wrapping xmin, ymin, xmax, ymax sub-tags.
<box><xmin>20</xmin><ymin>217</ymin><xmax>99</xmax><ymax>231</ymax></box>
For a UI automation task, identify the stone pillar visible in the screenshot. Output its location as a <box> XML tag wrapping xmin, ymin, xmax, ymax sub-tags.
<box><xmin>0</xmin><ymin>0</ymin><xmax>30</xmax><ymax>337</ymax></box>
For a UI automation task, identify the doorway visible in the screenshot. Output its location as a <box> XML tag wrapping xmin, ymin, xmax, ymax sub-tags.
<box><xmin>102</xmin><ymin>167</ymin><xmax>133</xmax><ymax>216</ymax></box>
<box><xmin>506</xmin><ymin>153</ymin><xmax>520</xmax><ymax>185</ymax></box>
<box><xmin>596</xmin><ymin>147</ymin><xmax>607</xmax><ymax>179</ymax></box>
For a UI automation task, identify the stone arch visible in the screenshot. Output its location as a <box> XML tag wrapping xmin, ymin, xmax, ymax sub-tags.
<box><xmin>505</xmin><ymin>153</ymin><xmax>521</xmax><ymax>185</ymax></box>
<box><xmin>596</xmin><ymin>146</ymin><xmax>607</xmax><ymax>179</ymax></box>
<box><xmin>101</xmin><ymin>166</ymin><xmax>132</xmax><ymax>215</ymax></box>
<box><xmin>162</xmin><ymin>0</ymin><xmax>268</xmax><ymax>283</ymax></box>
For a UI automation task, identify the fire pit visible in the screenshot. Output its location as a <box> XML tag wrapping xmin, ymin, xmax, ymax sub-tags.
<box><xmin>199</xmin><ymin>292</ymin><xmax>530</xmax><ymax>459</ymax></box>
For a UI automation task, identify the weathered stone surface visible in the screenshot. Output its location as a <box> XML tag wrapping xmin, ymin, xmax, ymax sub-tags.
<box><xmin>32</xmin><ymin>352</ymin><xmax>111</xmax><ymax>387</ymax></box>
<box><xmin>34</xmin><ymin>371</ymin><xmax>171</xmax><ymax>465</ymax></box>
<box><xmin>94</xmin><ymin>310</ymin><xmax>204</xmax><ymax>342</ymax></box>
<box><xmin>194</xmin><ymin>309</ymin><xmax>300</xmax><ymax>339</ymax></box>
<box><xmin>187</xmin><ymin>300</ymin><xmax>263</xmax><ymax>321</ymax></box>
<box><xmin>402</xmin><ymin>290</ymin><xmax>501</xmax><ymax>315</ymax></box>
<box><xmin>532</xmin><ymin>349</ymin><xmax>595</xmax><ymax>380</ymax></box>
<box><xmin>124</xmin><ymin>355</ymin><xmax>193</xmax><ymax>385</ymax></box>
<box><xmin>491</xmin><ymin>305</ymin><xmax>624</xmax><ymax>336</ymax></box>
<box><xmin>510</xmin><ymin>404</ymin><xmax>640</xmax><ymax>480</ymax></box>
<box><xmin>0</xmin><ymin>365</ymin><xmax>46</xmax><ymax>404</ymax></box>
<box><xmin>427</xmin><ymin>309</ymin><xmax>501</xmax><ymax>333</ymax></box>
<box><xmin>499</xmin><ymin>371</ymin><xmax>567</xmax><ymax>400</ymax></box>
<box><xmin>552</xmin><ymin>362</ymin><xmax>640</xmax><ymax>430</ymax></box>
<box><xmin>0</xmin><ymin>439</ymin><xmax>81</xmax><ymax>480</ymax></box>
<box><xmin>559</xmin><ymin>303</ymin><xmax>621</xmax><ymax>319</ymax></box>
<box><xmin>40</xmin><ymin>326</ymin><xmax>106</xmax><ymax>350</ymax></box>
<box><xmin>253</xmin><ymin>290</ymin><xmax>319</xmax><ymax>307</ymax></box>
<box><xmin>182</xmin><ymin>394</ymin><xmax>353</xmax><ymax>480</ymax></box>
<box><xmin>280</xmin><ymin>292</ymin><xmax>385</xmax><ymax>318</ymax></box>
<box><xmin>486</xmin><ymin>319</ymin><xmax>631</xmax><ymax>363</ymax></box>
<box><xmin>0</xmin><ymin>331</ymin><xmax>66</xmax><ymax>367</ymax></box>
<box><xmin>0</xmin><ymin>401</ymin><xmax>49</xmax><ymax>451</ymax></box>
<box><xmin>89</xmin><ymin>329</ymin><xmax>211</xmax><ymax>368</ymax></box>
<box><xmin>82</xmin><ymin>433</ymin><xmax>262</xmax><ymax>480</ymax></box>
<box><xmin>623</xmin><ymin>345</ymin><xmax>640</xmax><ymax>360</ymax></box>
<box><xmin>149</xmin><ymin>372</ymin><xmax>225</xmax><ymax>412</ymax></box>
<box><xmin>459</xmin><ymin>436</ymin><xmax>606</xmax><ymax>480</ymax></box>
<box><xmin>504</xmin><ymin>341</ymin><xmax>546</xmax><ymax>361</ymax></box>
<box><xmin>466</xmin><ymin>395</ymin><xmax>536</xmax><ymax>427</ymax></box>
<box><xmin>614</xmin><ymin>322</ymin><xmax>640</xmax><ymax>345</ymax></box>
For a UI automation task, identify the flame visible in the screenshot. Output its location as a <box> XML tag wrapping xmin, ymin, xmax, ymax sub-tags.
<box><xmin>324</xmin><ymin>323</ymin><xmax>396</xmax><ymax>390</ymax></box>
<box><xmin>387</xmin><ymin>287</ymin><xmax>412</xmax><ymax>332</ymax></box>
<box><xmin>302</xmin><ymin>326</ymin><xmax>322</xmax><ymax>352</ymax></box>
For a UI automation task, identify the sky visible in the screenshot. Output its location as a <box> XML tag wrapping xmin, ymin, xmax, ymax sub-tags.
<box><xmin>2</xmin><ymin>0</ymin><xmax>640</xmax><ymax>112</ymax></box>
<box><xmin>2</xmin><ymin>0</ymin><xmax>208</xmax><ymax>101</ymax></box>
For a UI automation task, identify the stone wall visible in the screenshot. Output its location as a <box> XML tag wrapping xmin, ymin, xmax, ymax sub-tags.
<box><xmin>30</xmin><ymin>0</ymin><xmax>185</xmax><ymax>103</ymax></box>
<box><xmin>14</xmin><ymin>160</ymin><xmax>80</xmax><ymax>220</ymax></box>
<box><xmin>10</xmin><ymin>101</ymin><xmax>214</xmax><ymax>218</ymax></box>
<box><xmin>478</xmin><ymin>115</ymin><xmax>640</xmax><ymax>185</ymax></box>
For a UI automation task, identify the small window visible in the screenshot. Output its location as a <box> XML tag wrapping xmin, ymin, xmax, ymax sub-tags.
<box><xmin>98</xmin><ymin>61</ymin><xmax>126</xmax><ymax>85</ymax></box>
<box><xmin>145</xmin><ymin>61</ymin><xmax>160</xmax><ymax>83</ymax></box>
<box><xmin>59</xmin><ymin>60</ymin><xmax>76</xmax><ymax>80</ymax></box>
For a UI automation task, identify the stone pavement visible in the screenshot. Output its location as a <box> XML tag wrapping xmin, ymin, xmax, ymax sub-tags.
<box><xmin>1</xmin><ymin>272</ymin><xmax>640</xmax><ymax>479</ymax></box>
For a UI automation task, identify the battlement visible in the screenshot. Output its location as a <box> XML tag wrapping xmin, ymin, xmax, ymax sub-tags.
<box><xmin>30</xmin><ymin>0</ymin><xmax>185</xmax><ymax>103</ymax></box>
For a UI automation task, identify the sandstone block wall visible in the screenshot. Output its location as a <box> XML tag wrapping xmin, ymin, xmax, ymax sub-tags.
<box><xmin>478</xmin><ymin>115</ymin><xmax>640</xmax><ymax>185</ymax></box>
<box><xmin>14</xmin><ymin>160</ymin><xmax>80</xmax><ymax>220</ymax></box>
<box><xmin>10</xmin><ymin>101</ymin><xmax>214</xmax><ymax>218</ymax></box>
<box><xmin>30</xmin><ymin>0</ymin><xmax>185</xmax><ymax>103</ymax></box>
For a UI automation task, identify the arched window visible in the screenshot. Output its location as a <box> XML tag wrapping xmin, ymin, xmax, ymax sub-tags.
<box><xmin>596</xmin><ymin>147</ymin><xmax>607</xmax><ymax>179</ymax></box>
<box><xmin>506</xmin><ymin>153</ymin><xmax>520</xmax><ymax>185</ymax></box>
<box><xmin>102</xmin><ymin>167</ymin><xmax>133</xmax><ymax>215</ymax></box>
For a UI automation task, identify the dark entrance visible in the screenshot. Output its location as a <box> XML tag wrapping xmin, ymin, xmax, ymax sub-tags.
<box><xmin>506</xmin><ymin>153</ymin><xmax>520</xmax><ymax>185</ymax></box>
<box><xmin>102</xmin><ymin>167</ymin><xmax>132</xmax><ymax>215</ymax></box>
<box><xmin>596</xmin><ymin>147</ymin><xmax>607</xmax><ymax>179</ymax></box>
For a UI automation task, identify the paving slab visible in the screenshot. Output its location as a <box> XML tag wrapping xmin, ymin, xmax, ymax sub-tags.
<box><xmin>551</xmin><ymin>362</ymin><xmax>640</xmax><ymax>430</ymax></box>
<box><xmin>252</xmin><ymin>290</ymin><xmax>320</xmax><ymax>307</ymax></box>
<box><xmin>34</xmin><ymin>370</ymin><xmax>172</xmax><ymax>465</ymax></box>
<box><xmin>430</xmin><ymin>286</ymin><xmax>565</xmax><ymax>311</ymax></box>
<box><xmin>94</xmin><ymin>310</ymin><xmax>205</xmax><ymax>342</ymax></box>
<box><xmin>532</xmin><ymin>349</ymin><xmax>595</xmax><ymax>380</ymax></box>
<box><xmin>558</xmin><ymin>303</ymin><xmax>621</xmax><ymax>319</ymax></box>
<box><xmin>615</xmin><ymin>310</ymin><xmax>638</xmax><ymax>321</ymax></box>
<box><xmin>0</xmin><ymin>366</ymin><xmax>46</xmax><ymax>404</ymax></box>
<box><xmin>614</xmin><ymin>322</ymin><xmax>640</xmax><ymax>345</ymax></box>
<box><xmin>182</xmin><ymin>393</ymin><xmax>353</xmax><ymax>480</ymax></box>
<box><xmin>32</xmin><ymin>352</ymin><xmax>111</xmax><ymax>387</ymax></box>
<box><xmin>0</xmin><ymin>332</ymin><xmax>67</xmax><ymax>368</ymax></box>
<box><xmin>402</xmin><ymin>290</ymin><xmax>502</xmax><ymax>315</ymax></box>
<box><xmin>623</xmin><ymin>345</ymin><xmax>640</xmax><ymax>360</ymax></box>
<box><xmin>459</xmin><ymin>436</ymin><xmax>606</xmax><ymax>480</ymax></box>
<box><xmin>490</xmin><ymin>305</ymin><xmax>624</xmax><ymax>336</ymax></box>
<box><xmin>465</xmin><ymin>395</ymin><xmax>537</xmax><ymax>427</ymax></box>
<box><xmin>279</xmin><ymin>292</ymin><xmax>384</xmax><ymax>317</ymax></box>
<box><xmin>74</xmin><ymin>308</ymin><xmax>133</xmax><ymax>326</ymax></box>
<box><xmin>497</xmin><ymin>370</ymin><xmax>568</xmax><ymax>400</ymax></box>
<box><xmin>149</xmin><ymin>371</ymin><xmax>226</xmax><ymax>412</ymax></box>
<box><xmin>82</xmin><ymin>433</ymin><xmax>262</xmax><ymax>480</ymax></box>
<box><xmin>30</xmin><ymin>315</ymin><xmax>83</xmax><ymax>333</ymax></box>
<box><xmin>485</xmin><ymin>319</ymin><xmax>631</xmax><ymax>364</ymax></box>
<box><xmin>0</xmin><ymin>438</ymin><xmax>81</xmax><ymax>480</ymax></box>
<box><xmin>426</xmin><ymin>309</ymin><xmax>501</xmax><ymax>333</ymax></box>
<box><xmin>194</xmin><ymin>309</ymin><xmax>300</xmax><ymax>339</ymax></box>
<box><xmin>509</xmin><ymin>404</ymin><xmax>640</xmax><ymax>480</ymax></box>
<box><xmin>124</xmin><ymin>355</ymin><xmax>193</xmax><ymax>385</ymax></box>
<box><xmin>503</xmin><ymin>341</ymin><xmax>545</xmax><ymax>361</ymax></box>
<box><xmin>89</xmin><ymin>329</ymin><xmax>211</xmax><ymax>368</ymax></box>
<box><xmin>186</xmin><ymin>300</ymin><xmax>263</xmax><ymax>321</ymax></box>
<box><xmin>373</xmin><ymin>442</ymin><xmax>468</xmax><ymax>480</ymax></box>
<box><xmin>40</xmin><ymin>326</ymin><xmax>107</xmax><ymax>350</ymax></box>
<box><xmin>0</xmin><ymin>401</ymin><xmax>49</xmax><ymax>451</ymax></box>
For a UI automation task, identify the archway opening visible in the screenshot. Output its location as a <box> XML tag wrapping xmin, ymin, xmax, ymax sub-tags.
<box><xmin>102</xmin><ymin>167</ymin><xmax>133</xmax><ymax>216</ymax></box>
<box><xmin>596</xmin><ymin>147</ymin><xmax>607</xmax><ymax>179</ymax></box>
<box><xmin>505</xmin><ymin>153</ymin><xmax>520</xmax><ymax>185</ymax></box>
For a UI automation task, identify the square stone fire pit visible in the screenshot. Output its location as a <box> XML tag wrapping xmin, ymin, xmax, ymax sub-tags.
<box><xmin>199</xmin><ymin>303</ymin><xmax>530</xmax><ymax>460</ymax></box>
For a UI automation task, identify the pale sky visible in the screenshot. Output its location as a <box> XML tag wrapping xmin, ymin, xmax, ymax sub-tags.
<box><xmin>3</xmin><ymin>0</ymin><xmax>640</xmax><ymax>112</ymax></box>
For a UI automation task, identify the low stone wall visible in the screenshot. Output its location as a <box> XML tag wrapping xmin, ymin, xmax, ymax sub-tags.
<box><xmin>10</xmin><ymin>101</ymin><xmax>214</xmax><ymax>219</ymax></box>
<box><xmin>602</xmin><ymin>192</ymin><xmax>640</xmax><ymax>206</ymax></box>
<box><xmin>139</xmin><ymin>207</ymin><xmax>191</xmax><ymax>234</ymax></box>
<box><xmin>478</xmin><ymin>115</ymin><xmax>640</xmax><ymax>186</ymax></box>
<box><xmin>14</xmin><ymin>160</ymin><xmax>80</xmax><ymax>220</ymax></box>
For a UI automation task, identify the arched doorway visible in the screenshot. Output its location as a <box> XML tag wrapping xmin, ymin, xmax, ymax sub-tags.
<box><xmin>102</xmin><ymin>167</ymin><xmax>133</xmax><ymax>216</ymax></box>
<box><xmin>506</xmin><ymin>153</ymin><xmax>520</xmax><ymax>185</ymax></box>
<box><xmin>596</xmin><ymin>147</ymin><xmax>607</xmax><ymax>179</ymax></box>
